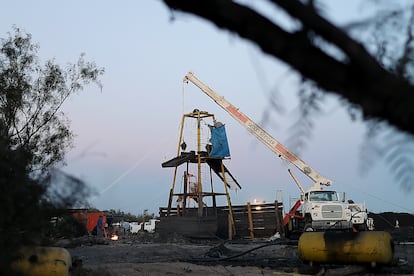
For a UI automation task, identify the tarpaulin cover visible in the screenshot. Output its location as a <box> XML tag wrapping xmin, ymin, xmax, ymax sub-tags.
<box><xmin>72</xmin><ymin>211</ymin><xmax>106</xmax><ymax>232</ymax></box>
<box><xmin>209</xmin><ymin>124</ymin><xmax>230</xmax><ymax>158</ymax></box>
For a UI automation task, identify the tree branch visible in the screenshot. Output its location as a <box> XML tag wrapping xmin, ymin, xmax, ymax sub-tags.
<box><xmin>163</xmin><ymin>0</ymin><xmax>414</xmax><ymax>136</ymax></box>
<box><xmin>395</xmin><ymin>5</ymin><xmax>414</xmax><ymax>77</ymax></box>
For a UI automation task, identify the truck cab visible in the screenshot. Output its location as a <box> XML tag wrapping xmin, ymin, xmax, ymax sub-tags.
<box><xmin>302</xmin><ymin>190</ymin><xmax>352</xmax><ymax>231</ymax></box>
<box><xmin>306</xmin><ymin>190</ymin><xmax>339</xmax><ymax>202</ymax></box>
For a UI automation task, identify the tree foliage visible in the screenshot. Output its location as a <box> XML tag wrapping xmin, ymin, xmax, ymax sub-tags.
<box><xmin>105</xmin><ymin>208</ymin><xmax>156</xmax><ymax>222</ymax></box>
<box><xmin>0</xmin><ymin>27</ymin><xmax>104</xmax><ymax>270</ymax></box>
<box><xmin>163</xmin><ymin>0</ymin><xmax>414</xmax><ymax>136</ymax></box>
<box><xmin>0</xmin><ymin>27</ymin><xmax>104</xmax><ymax>177</ymax></box>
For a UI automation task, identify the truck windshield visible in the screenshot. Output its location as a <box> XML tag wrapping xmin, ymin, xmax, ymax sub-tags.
<box><xmin>308</xmin><ymin>191</ymin><xmax>338</xmax><ymax>201</ymax></box>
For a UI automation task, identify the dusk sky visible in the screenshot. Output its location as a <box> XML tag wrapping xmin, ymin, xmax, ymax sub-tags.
<box><xmin>1</xmin><ymin>1</ymin><xmax>413</xmax><ymax>216</ymax></box>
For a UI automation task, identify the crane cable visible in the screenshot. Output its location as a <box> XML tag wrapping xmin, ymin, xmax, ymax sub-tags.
<box><xmin>182</xmin><ymin>80</ymin><xmax>186</xmax><ymax>116</ymax></box>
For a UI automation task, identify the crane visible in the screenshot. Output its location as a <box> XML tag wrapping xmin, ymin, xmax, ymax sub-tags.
<box><xmin>183</xmin><ymin>71</ymin><xmax>368</xmax><ymax>233</ymax></box>
<box><xmin>184</xmin><ymin>71</ymin><xmax>331</xmax><ymax>190</ymax></box>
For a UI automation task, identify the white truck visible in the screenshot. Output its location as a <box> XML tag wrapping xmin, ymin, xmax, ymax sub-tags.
<box><xmin>141</xmin><ymin>219</ymin><xmax>160</xmax><ymax>233</ymax></box>
<box><xmin>183</xmin><ymin>71</ymin><xmax>368</xmax><ymax>234</ymax></box>
<box><xmin>131</xmin><ymin>219</ymin><xmax>160</xmax><ymax>233</ymax></box>
<box><xmin>129</xmin><ymin>222</ymin><xmax>141</xmax><ymax>234</ymax></box>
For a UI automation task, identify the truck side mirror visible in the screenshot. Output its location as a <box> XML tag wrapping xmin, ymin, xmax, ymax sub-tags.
<box><xmin>342</xmin><ymin>192</ymin><xmax>346</xmax><ymax>202</ymax></box>
<box><xmin>300</xmin><ymin>193</ymin><xmax>305</xmax><ymax>201</ymax></box>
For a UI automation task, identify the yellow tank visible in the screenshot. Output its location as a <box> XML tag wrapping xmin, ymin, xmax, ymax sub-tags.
<box><xmin>11</xmin><ymin>246</ymin><xmax>72</xmax><ymax>276</ymax></box>
<box><xmin>298</xmin><ymin>231</ymin><xmax>394</xmax><ymax>267</ymax></box>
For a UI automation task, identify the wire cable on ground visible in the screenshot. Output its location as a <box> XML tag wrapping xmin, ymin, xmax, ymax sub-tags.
<box><xmin>186</xmin><ymin>240</ymin><xmax>288</xmax><ymax>262</ymax></box>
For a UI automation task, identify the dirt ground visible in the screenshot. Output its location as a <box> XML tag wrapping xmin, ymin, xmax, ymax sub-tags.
<box><xmin>62</xmin><ymin>232</ymin><xmax>414</xmax><ymax>276</ymax></box>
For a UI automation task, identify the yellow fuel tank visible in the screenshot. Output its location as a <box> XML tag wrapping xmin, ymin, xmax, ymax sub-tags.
<box><xmin>298</xmin><ymin>231</ymin><xmax>394</xmax><ymax>267</ymax></box>
<box><xmin>11</xmin><ymin>246</ymin><xmax>72</xmax><ymax>276</ymax></box>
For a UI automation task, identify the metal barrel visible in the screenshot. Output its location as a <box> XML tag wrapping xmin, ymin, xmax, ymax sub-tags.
<box><xmin>11</xmin><ymin>246</ymin><xmax>72</xmax><ymax>275</ymax></box>
<box><xmin>298</xmin><ymin>231</ymin><xmax>394</xmax><ymax>267</ymax></box>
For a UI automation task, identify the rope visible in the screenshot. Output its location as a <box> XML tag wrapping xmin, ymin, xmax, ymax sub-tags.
<box><xmin>182</xmin><ymin>81</ymin><xmax>186</xmax><ymax>116</ymax></box>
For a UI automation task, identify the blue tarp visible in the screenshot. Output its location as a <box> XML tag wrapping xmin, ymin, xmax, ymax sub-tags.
<box><xmin>209</xmin><ymin>124</ymin><xmax>230</xmax><ymax>158</ymax></box>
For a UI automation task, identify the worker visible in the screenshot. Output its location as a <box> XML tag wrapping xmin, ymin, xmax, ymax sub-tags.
<box><xmin>97</xmin><ymin>215</ymin><xmax>104</xmax><ymax>240</ymax></box>
<box><xmin>123</xmin><ymin>221</ymin><xmax>131</xmax><ymax>238</ymax></box>
<box><xmin>104</xmin><ymin>221</ymin><xmax>109</xmax><ymax>239</ymax></box>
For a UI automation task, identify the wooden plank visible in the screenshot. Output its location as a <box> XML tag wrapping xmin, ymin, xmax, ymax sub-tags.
<box><xmin>228</xmin><ymin>214</ymin><xmax>233</xmax><ymax>240</ymax></box>
<box><xmin>275</xmin><ymin>200</ymin><xmax>283</xmax><ymax>234</ymax></box>
<box><xmin>247</xmin><ymin>202</ymin><xmax>254</xmax><ymax>239</ymax></box>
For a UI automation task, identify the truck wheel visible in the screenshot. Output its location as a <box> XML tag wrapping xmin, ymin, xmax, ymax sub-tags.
<box><xmin>304</xmin><ymin>224</ymin><xmax>314</xmax><ymax>232</ymax></box>
<box><xmin>356</xmin><ymin>224</ymin><xmax>367</xmax><ymax>231</ymax></box>
<box><xmin>304</xmin><ymin>215</ymin><xmax>313</xmax><ymax>232</ymax></box>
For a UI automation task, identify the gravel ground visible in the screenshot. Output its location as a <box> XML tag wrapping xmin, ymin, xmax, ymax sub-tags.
<box><xmin>65</xmin><ymin>233</ymin><xmax>414</xmax><ymax>276</ymax></box>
